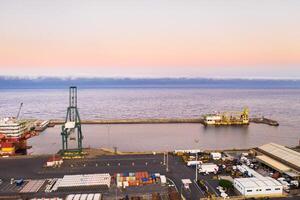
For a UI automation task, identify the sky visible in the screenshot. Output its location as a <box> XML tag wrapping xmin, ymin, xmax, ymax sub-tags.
<box><xmin>0</xmin><ymin>0</ymin><xmax>300</xmax><ymax>79</ymax></box>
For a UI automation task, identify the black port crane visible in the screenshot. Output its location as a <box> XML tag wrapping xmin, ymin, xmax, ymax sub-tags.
<box><xmin>16</xmin><ymin>103</ymin><xmax>23</xmax><ymax>119</ymax></box>
<box><xmin>61</xmin><ymin>86</ymin><xmax>83</xmax><ymax>156</ymax></box>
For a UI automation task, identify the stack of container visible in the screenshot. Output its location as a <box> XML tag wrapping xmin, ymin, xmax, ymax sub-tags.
<box><xmin>115</xmin><ymin>171</ymin><xmax>162</xmax><ymax>188</ymax></box>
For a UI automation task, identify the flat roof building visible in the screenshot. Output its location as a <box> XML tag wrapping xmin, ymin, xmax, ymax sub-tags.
<box><xmin>234</xmin><ymin>177</ymin><xmax>283</xmax><ymax>197</ymax></box>
<box><xmin>234</xmin><ymin>163</ymin><xmax>283</xmax><ymax>198</ymax></box>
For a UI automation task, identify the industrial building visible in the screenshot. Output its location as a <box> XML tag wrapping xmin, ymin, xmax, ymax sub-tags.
<box><xmin>234</xmin><ymin>164</ymin><xmax>283</xmax><ymax>197</ymax></box>
<box><xmin>234</xmin><ymin>177</ymin><xmax>283</xmax><ymax>197</ymax></box>
<box><xmin>256</xmin><ymin>143</ymin><xmax>300</xmax><ymax>180</ymax></box>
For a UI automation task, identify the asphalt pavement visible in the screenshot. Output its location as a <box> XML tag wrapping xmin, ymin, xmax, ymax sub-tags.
<box><xmin>0</xmin><ymin>154</ymin><xmax>204</xmax><ymax>200</ymax></box>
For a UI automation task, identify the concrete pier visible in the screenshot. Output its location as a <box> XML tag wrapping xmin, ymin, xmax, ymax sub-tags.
<box><xmin>49</xmin><ymin>118</ymin><xmax>204</xmax><ymax>125</ymax></box>
<box><xmin>48</xmin><ymin>117</ymin><xmax>279</xmax><ymax>127</ymax></box>
<box><xmin>250</xmin><ymin>117</ymin><xmax>279</xmax><ymax>126</ymax></box>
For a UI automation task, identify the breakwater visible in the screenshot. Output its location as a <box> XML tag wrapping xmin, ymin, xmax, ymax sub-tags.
<box><xmin>48</xmin><ymin>117</ymin><xmax>279</xmax><ymax>127</ymax></box>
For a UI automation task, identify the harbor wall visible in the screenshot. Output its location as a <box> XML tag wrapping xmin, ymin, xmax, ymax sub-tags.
<box><xmin>48</xmin><ymin>117</ymin><xmax>278</xmax><ymax>126</ymax></box>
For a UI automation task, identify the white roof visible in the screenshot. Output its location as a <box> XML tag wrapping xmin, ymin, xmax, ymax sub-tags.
<box><xmin>235</xmin><ymin>177</ymin><xmax>282</xmax><ymax>188</ymax></box>
<box><xmin>58</xmin><ymin>174</ymin><xmax>111</xmax><ymax>188</ymax></box>
<box><xmin>259</xmin><ymin>143</ymin><xmax>300</xmax><ymax>169</ymax></box>
<box><xmin>181</xmin><ymin>179</ymin><xmax>192</xmax><ymax>184</ymax></box>
<box><xmin>237</xmin><ymin>164</ymin><xmax>264</xmax><ymax>179</ymax></box>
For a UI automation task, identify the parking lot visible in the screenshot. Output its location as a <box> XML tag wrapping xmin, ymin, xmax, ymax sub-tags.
<box><xmin>0</xmin><ymin>181</ymin><xmax>23</xmax><ymax>194</ymax></box>
<box><xmin>0</xmin><ymin>154</ymin><xmax>204</xmax><ymax>199</ymax></box>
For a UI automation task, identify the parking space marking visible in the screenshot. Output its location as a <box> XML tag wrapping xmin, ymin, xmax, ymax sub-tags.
<box><xmin>193</xmin><ymin>180</ymin><xmax>205</xmax><ymax>195</ymax></box>
<box><xmin>204</xmin><ymin>180</ymin><xmax>219</xmax><ymax>196</ymax></box>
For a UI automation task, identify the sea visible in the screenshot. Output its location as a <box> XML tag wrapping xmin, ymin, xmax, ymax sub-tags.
<box><xmin>0</xmin><ymin>88</ymin><xmax>300</xmax><ymax>154</ymax></box>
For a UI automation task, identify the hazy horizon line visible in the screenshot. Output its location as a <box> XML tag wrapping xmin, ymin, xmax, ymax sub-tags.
<box><xmin>1</xmin><ymin>75</ymin><xmax>300</xmax><ymax>81</ymax></box>
<box><xmin>1</xmin><ymin>76</ymin><xmax>300</xmax><ymax>89</ymax></box>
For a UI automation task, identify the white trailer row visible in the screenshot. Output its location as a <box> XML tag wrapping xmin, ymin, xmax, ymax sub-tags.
<box><xmin>66</xmin><ymin>193</ymin><xmax>102</xmax><ymax>200</ymax></box>
<box><xmin>174</xmin><ymin>149</ymin><xmax>201</xmax><ymax>154</ymax></box>
<box><xmin>58</xmin><ymin>174</ymin><xmax>111</xmax><ymax>189</ymax></box>
<box><xmin>30</xmin><ymin>198</ymin><xmax>62</xmax><ymax>200</ymax></box>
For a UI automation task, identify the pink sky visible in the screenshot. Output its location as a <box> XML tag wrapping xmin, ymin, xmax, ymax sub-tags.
<box><xmin>0</xmin><ymin>1</ymin><xmax>299</xmax><ymax>78</ymax></box>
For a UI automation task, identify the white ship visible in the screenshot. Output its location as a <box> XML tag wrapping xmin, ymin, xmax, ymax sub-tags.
<box><xmin>0</xmin><ymin>117</ymin><xmax>31</xmax><ymax>155</ymax></box>
<box><xmin>0</xmin><ymin>118</ymin><xmax>29</xmax><ymax>138</ymax></box>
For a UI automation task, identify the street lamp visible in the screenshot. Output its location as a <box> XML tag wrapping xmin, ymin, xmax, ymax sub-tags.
<box><xmin>163</xmin><ymin>145</ymin><xmax>169</xmax><ymax>172</ymax></box>
<box><xmin>195</xmin><ymin>153</ymin><xmax>198</xmax><ymax>182</ymax></box>
<box><xmin>195</xmin><ymin>139</ymin><xmax>199</xmax><ymax>182</ymax></box>
<box><xmin>166</xmin><ymin>151</ymin><xmax>169</xmax><ymax>172</ymax></box>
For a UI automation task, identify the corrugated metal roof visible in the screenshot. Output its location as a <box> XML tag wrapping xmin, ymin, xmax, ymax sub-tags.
<box><xmin>256</xmin><ymin>155</ymin><xmax>291</xmax><ymax>172</ymax></box>
<box><xmin>258</xmin><ymin>143</ymin><xmax>300</xmax><ymax>168</ymax></box>
<box><xmin>235</xmin><ymin>177</ymin><xmax>282</xmax><ymax>188</ymax></box>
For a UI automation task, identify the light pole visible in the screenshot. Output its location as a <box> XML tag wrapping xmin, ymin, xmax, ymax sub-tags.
<box><xmin>163</xmin><ymin>145</ymin><xmax>169</xmax><ymax>172</ymax></box>
<box><xmin>195</xmin><ymin>139</ymin><xmax>199</xmax><ymax>182</ymax></box>
<box><xmin>195</xmin><ymin>153</ymin><xmax>198</xmax><ymax>182</ymax></box>
<box><xmin>166</xmin><ymin>151</ymin><xmax>169</xmax><ymax>172</ymax></box>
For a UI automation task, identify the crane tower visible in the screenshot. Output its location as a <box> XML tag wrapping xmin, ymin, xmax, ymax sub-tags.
<box><xmin>61</xmin><ymin>86</ymin><xmax>83</xmax><ymax>156</ymax></box>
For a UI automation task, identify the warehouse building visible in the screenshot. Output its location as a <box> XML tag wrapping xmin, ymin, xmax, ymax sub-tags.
<box><xmin>256</xmin><ymin>143</ymin><xmax>300</xmax><ymax>180</ymax></box>
<box><xmin>234</xmin><ymin>164</ymin><xmax>283</xmax><ymax>197</ymax></box>
<box><xmin>234</xmin><ymin>177</ymin><xmax>283</xmax><ymax>197</ymax></box>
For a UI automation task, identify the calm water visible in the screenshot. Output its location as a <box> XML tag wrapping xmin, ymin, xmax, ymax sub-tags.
<box><xmin>0</xmin><ymin>88</ymin><xmax>299</xmax><ymax>154</ymax></box>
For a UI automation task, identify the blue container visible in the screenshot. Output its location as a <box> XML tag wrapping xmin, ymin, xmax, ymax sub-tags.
<box><xmin>142</xmin><ymin>178</ymin><xmax>148</xmax><ymax>182</ymax></box>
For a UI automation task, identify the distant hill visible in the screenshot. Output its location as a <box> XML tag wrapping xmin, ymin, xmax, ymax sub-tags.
<box><xmin>0</xmin><ymin>76</ymin><xmax>300</xmax><ymax>89</ymax></box>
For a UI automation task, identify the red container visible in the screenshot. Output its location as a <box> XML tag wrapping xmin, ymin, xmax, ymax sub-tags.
<box><xmin>1</xmin><ymin>142</ymin><xmax>14</xmax><ymax>148</ymax></box>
